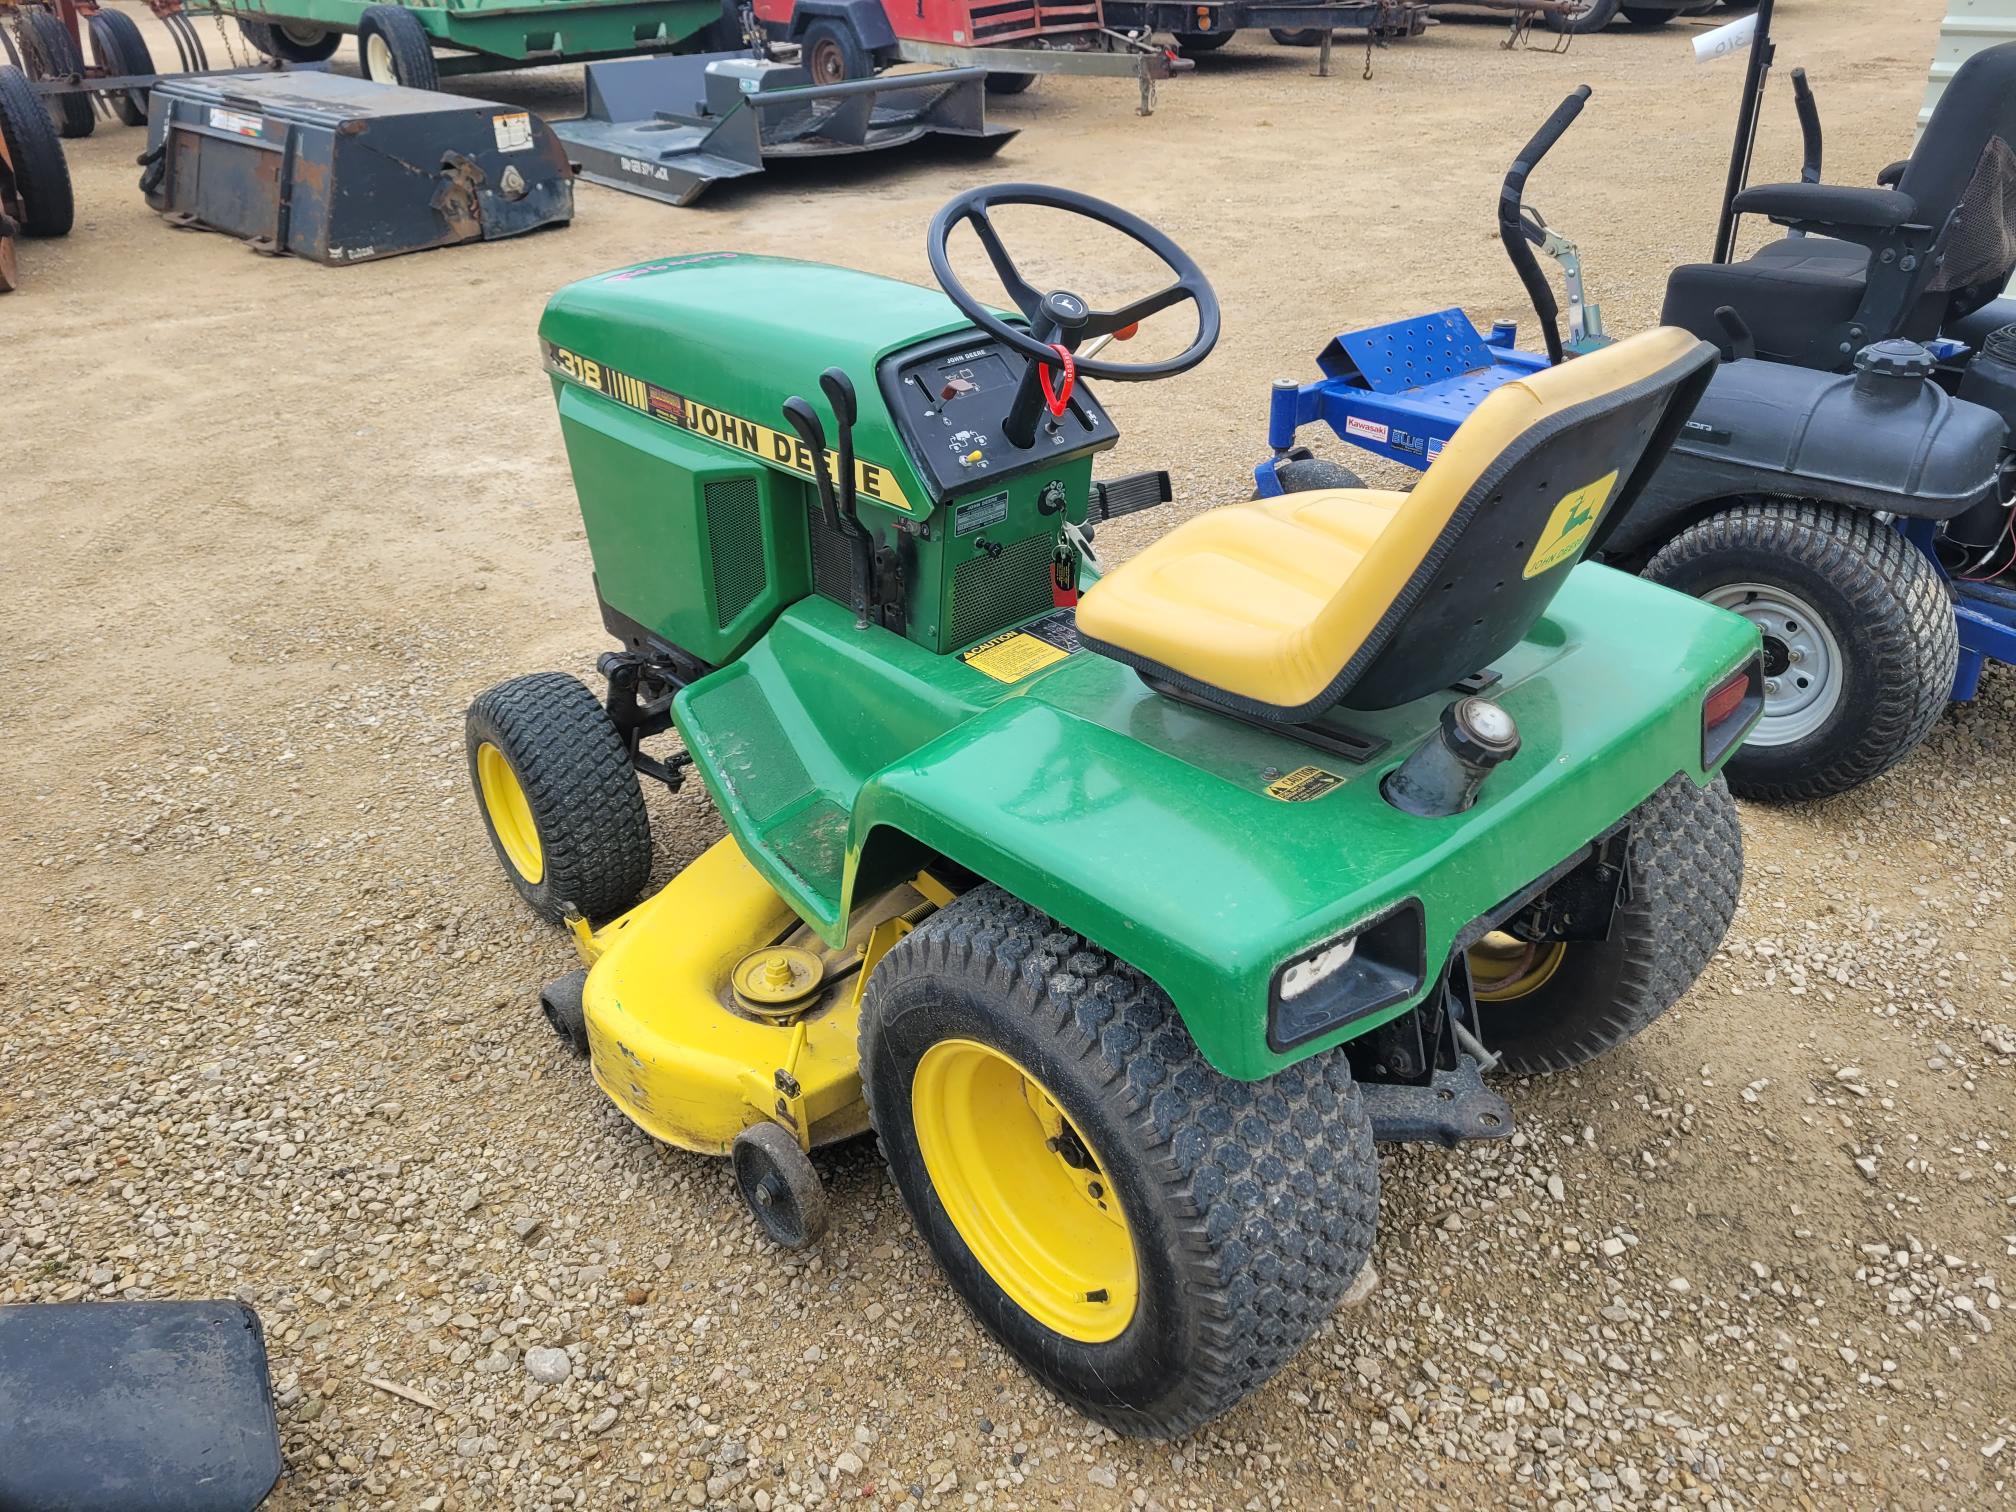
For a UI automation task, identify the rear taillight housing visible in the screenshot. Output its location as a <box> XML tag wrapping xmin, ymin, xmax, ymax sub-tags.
<box><xmin>1702</xmin><ymin>656</ymin><xmax>1764</xmax><ymax>769</ymax></box>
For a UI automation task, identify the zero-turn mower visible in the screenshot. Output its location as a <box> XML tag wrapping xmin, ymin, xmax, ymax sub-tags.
<box><xmin>1259</xmin><ymin>2</ymin><xmax>2016</xmax><ymax>802</ymax></box>
<box><xmin>468</xmin><ymin>184</ymin><xmax>1762</xmax><ymax>1434</ymax></box>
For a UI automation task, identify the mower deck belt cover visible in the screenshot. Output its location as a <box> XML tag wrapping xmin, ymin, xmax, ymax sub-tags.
<box><xmin>140</xmin><ymin>71</ymin><xmax>572</xmax><ymax>264</ymax></box>
<box><xmin>554</xmin><ymin>54</ymin><xmax>1014</xmax><ymax>208</ymax></box>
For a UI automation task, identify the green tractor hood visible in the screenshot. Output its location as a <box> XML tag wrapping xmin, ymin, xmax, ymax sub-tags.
<box><xmin>540</xmin><ymin>252</ymin><xmax>973</xmax><ymax>522</ymax></box>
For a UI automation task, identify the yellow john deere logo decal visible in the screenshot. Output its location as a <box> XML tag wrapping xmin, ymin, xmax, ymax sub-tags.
<box><xmin>1522</xmin><ymin>470</ymin><xmax>1619</xmax><ymax>580</ymax></box>
<box><xmin>544</xmin><ymin>343</ymin><xmax>916</xmax><ymax>515</ymax></box>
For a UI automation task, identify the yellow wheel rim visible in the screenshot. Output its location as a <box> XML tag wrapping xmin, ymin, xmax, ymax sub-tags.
<box><xmin>910</xmin><ymin>1039</ymin><xmax>1137</xmax><ymax>1343</ymax></box>
<box><xmin>1469</xmin><ymin>931</ymin><xmax>1567</xmax><ymax>1003</ymax></box>
<box><xmin>476</xmin><ymin>742</ymin><xmax>543</xmax><ymax>884</ymax></box>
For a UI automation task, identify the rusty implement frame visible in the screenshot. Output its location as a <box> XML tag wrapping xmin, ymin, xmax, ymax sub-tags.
<box><xmin>556</xmin><ymin>54</ymin><xmax>1016</xmax><ymax>208</ymax></box>
<box><xmin>889</xmin><ymin>33</ymin><xmax>1186</xmax><ymax>116</ymax></box>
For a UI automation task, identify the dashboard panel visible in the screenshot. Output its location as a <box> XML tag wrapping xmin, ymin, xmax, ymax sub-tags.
<box><xmin>879</xmin><ymin>330</ymin><xmax>1121</xmax><ymax>502</ymax></box>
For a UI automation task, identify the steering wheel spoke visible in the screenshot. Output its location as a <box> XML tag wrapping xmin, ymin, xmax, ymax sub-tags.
<box><xmin>1089</xmin><ymin>283</ymin><xmax>1192</xmax><ymax>338</ymax></box>
<box><xmin>925</xmin><ymin>183</ymin><xmax>1221</xmax><ymax>383</ymax></box>
<box><xmin>962</xmin><ymin>208</ymin><xmax>1046</xmax><ymax>323</ymax></box>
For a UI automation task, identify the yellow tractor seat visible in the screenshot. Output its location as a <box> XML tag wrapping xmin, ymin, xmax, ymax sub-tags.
<box><xmin>1076</xmin><ymin>326</ymin><xmax>1718</xmax><ymax>720</ymax></box>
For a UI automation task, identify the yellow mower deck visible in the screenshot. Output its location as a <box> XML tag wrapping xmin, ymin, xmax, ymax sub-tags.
<box><xmin>569</xmin><ymin>835</ymin><xmax>946</xmax><ymax>1155</ymax></box>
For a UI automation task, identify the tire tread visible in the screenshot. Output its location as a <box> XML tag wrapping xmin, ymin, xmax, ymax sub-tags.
<box><xmin>863</xmin><ymin>887</ymin><xmax>1379</xmax><ymax>1437</ymax></box>
<box><xmin>465</xmin><ymin>672</ymin><xmax>651</xmax><ymax>923</ymax></box>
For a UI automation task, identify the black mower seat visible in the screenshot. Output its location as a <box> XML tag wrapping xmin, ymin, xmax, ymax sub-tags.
<box><xmin>1661</xmin><ymin>40</ymin><xmax>2016</xmax><ymax>368</ymax></box>
<box><xmin>1077</xmin><ymin>327</ymin><xmax>1717</xmax><ymax>721</ymax></box>
<box><xmin>1663</xmin><ymin>235</ymin><xmax>1871</xmax><ymax>361</ymax></box>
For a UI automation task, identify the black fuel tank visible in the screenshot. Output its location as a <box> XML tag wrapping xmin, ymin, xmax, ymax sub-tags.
<box><xmin>1607</xmin><ymin>348</ymin><xmax>2008</xmax><ymax>557</ymax></box>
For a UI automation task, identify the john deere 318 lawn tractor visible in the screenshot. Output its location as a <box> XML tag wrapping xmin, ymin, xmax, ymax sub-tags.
<box><xmin>467</xmin><ymin>184</ymin><xmax>1763</xmax><ymax>1435</ymax></box>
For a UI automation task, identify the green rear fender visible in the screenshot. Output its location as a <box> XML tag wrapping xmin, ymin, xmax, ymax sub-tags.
<box><xmin>844</xmin><ymin>575</ymin><xmax>1758</xmax><ymax>1083</ymax></box>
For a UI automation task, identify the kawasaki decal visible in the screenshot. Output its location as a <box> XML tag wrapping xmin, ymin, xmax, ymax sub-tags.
<box><xmin>544</xmin><ymin>342</ymin><xmax>916</xmax><ymax>515</ymax></box>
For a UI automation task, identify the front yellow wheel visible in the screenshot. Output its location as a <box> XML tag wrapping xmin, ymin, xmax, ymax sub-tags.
<box><xmin>910</xmin><ymin>1040</ymin><xmax>1137</xmax><ymax>1343</ymax></box>
<box><xmin>466</xmin><ymin>673</ymin><xmax>652</xmax><ymax>923</ymax></box>
<box><xmin>476</xmin><ymin>741</ymin><xmax>544</xmax><ymax>884</ymax></box>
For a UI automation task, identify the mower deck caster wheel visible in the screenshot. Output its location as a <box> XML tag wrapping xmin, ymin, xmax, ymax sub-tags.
<box><xmin>1258</xmin><ymin>455</ymin><xmax>1367</xmax><ymax>497</ymax></box>
<box><xmin>732</xmin><ymin>1123</ymin><xmax>827</xmax><ymax>1250</ymax></box>
<box><xmin>540</xmin><ymin>968</ymin><xmax>590</xmax><ymax>1058</ymax></box>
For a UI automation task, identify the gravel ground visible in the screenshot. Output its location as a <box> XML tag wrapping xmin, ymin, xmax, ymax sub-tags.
<box><xmin>5</xmin><ymin>0</ymin><xmax>2014</xmax><ymax>1507</ymax></box>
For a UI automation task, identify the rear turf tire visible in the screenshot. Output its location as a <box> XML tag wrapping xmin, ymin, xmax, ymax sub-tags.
<box><xmin>1472</xmin><ymin>774</ymin><xmax>1742</xmax><ymax>1076</ymax></box>
<box><xmin>465</xmin><ymin>672</ymin><xmax>652</xmax><ymax>924</ymax></box>
<box><xmin>1546</xmin><ymin>0</ymin><xmax>1620</xmax><ymax>32</ymax></box>
<box><xmin>1270</xmin><ymin>27</ymin><xmax>1325</xmax><ymax>44</ymax></box>
<box><xmin>1620</xmin><ymin>5</ymin><xmax>1678</xmax><ymax>23</ymax></box>
<box><xmin>358</xmin><ymin>4</ymin><xmax>439</xmax><ymax>91</ymax></box>
<box><xmin>0</xmin><ymin>63</ymin><xmax>72</xmax><ymax>235</ymax></box>
<box><xmin>1643</xmin><ymin>501</ymin><xmax>1955</xmax><ymax>802</ymax></box>
<box><xmin>861</xmin><ymin>886</ymin><xmax>1379</xmax><ymax>1438</ymax></box>
<box><xmin>1173</xmin><ymin>29</ymin><xmax>1233</xmax><ymax>50</ymax></box>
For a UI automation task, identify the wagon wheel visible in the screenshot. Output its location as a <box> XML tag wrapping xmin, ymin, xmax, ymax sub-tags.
<box><xmin>87</xmin><ymin>9</ymin><xmax>154</xmax><ymax>128</ymax></box>
<box><xmin>799</xmin><ymin>19</ymin><xmax>868</xmax><ymax>84</ymax></box>
<box><xmin>0</xmin><ymin>60</ymin><xmax>71</xmax><ymax>236</ymax></box>
<box><xmin>15</xmin><ymin>8</ymin><xmax>94</xmax><ymax>138</ymax></box>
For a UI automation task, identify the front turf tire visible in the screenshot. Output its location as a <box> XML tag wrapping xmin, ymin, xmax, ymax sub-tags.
<box><xmin>465</xmin><ymin>672</ymin><xmax>652</xmax><ymax>924</ymax></box>
<box><xmin>1643</xmin><ymin>501</ymin><xmax>1956</xmax><ymax>802</ymax></box>
<box><xmin>861</xmin><ymin>886</ymin><xmax>1379</xmax><ymax>1438</ymax></box>
<box><xmin>1473</xmin><ymin>774</ymin><xmax>1741</xmax><ymax>1076</ymax></box>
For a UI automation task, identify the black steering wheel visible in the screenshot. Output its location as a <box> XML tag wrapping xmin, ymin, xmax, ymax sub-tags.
<box><xmin>925</xmin><ymin>183</ymin><xmax>1220</xmax><ymax>382</ymax></box>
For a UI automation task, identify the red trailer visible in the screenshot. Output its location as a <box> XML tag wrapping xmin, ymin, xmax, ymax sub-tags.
<box><xmin>751</xmin><ymin>0</ymin><xmax>1181</xmax><ymax>110</ymax></box>
<box><xmin>751</xmin><ymin>0</ymin><xmax>1421</xmax><ymax>111</ymax></box>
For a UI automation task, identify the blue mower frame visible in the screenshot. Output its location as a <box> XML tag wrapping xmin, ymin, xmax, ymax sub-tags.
<box><xmin>1256</xmin><ymin>6</ymin><xmax>2016</xmax><ymax>801</ymax></box>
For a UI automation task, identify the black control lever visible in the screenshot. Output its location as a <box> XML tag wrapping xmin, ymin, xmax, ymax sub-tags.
<box><xmin>781</xmin><ymin>396</ymin><xmax>846</xmax><ymax>537</ymax></box>
<box><xmin>1713</xmin><ymin>305</ymin><xmax>1757</xmax><ymax>363</ymax></box>
<box><xmin>819</xmin><ymin>368</ymin><xmax>863</xmax><ymax>531</ymax></box>
<box><xmin>1791</xmin><ymin>68</ymin><xmax>1822</xmax><ymax>183</ymax></box>
<box><xmin>819</xmin><ymin>367</ymin><xmax>877</xmax><ymax>631</ymax></box>
<box><xmin>781</xmin><ymin>388</ymin><xmax>872</xmax><ymax>629</ymax></box>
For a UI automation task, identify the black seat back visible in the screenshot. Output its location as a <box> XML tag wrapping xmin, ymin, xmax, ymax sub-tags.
<box><xmin>1341</xmin><ymin>330</ymin><xmax>1718</xmax><ymax>711</ymax></box>
<box><xmin>1904</xmin><ymin>43</ymin><xmax>2016</xmax><ymax>310</ymax></box>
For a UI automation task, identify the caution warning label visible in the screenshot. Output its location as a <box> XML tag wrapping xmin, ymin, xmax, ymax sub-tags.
<box><xmin>959</xmin><ymin>631</ymin><xmax>1071</xmax><ymax>685</ymax></box>
<box><xmin>1265</xmin><ymin>765</ymin><xmax>1344</xmax><ymax>803</ymax></box>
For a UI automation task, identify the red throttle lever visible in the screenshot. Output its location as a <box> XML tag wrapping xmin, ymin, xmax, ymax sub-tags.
<box><xmin>1038</xmin><ymin>343</ymin><xmax>1076</xmax><ymax>418</ymax></box>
